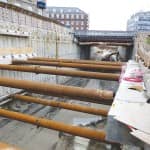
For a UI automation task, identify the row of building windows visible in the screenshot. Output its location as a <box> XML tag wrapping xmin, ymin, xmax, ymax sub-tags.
<box><xmin>47</xmin><ymin>7</ymin><xmax>89</xmax><ymax>31</ymax></box>
<box><xmin>138</xmin><ymin>22</ymin><xmax>150</xmax><ymax>26</ymax></box>
<box><xmin>137</xmin><ymin>26</ymin><xmax>150</xmax><ymax>30</ymax></box>
<box><xmin>50</xmin><ymin>13</ymin><xmax>85</xmax><ymax>19</ymax></box>
<box><xmin>51</xmin><ymin>8</ymin><xmax>80</xmax><ymax>13</ymax></box>
<box><xmin>127</xmin><ymin>25</ymin><xmax>150</xmax><ymax>31</ymax></box>
<box><xmin>127</xmin><ymin>11</ymin><xmax>150</xmax><ymax>31</ymax></box>
<box><xmin>60</xmin><ymin>20</ymin><xmax>85</xmax><ymax>26</ymax></box>
<box><xmin>139</xmin><ymin>18</ymin><xmax>150</xmax><ymax>22</ymax></box>
<box><xmin>73</xmin><ymin>26</ymin><xmax>85</xmax><ymax>30</ymax></box>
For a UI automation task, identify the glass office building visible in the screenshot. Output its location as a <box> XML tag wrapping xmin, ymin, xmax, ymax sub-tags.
<box><xmin>127</xmin><ymin>11</ymin><xmax>150</xmax><ymax>31</ymax></box>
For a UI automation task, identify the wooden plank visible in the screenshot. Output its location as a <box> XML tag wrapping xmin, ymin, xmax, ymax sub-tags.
<box><xmin>113</xmin><ymin>101</ymin><xmax>150</xmax><ymax>134</ymax></box>
<box><xmin>115</xmin><ymin>83</ymin><xmax>146</xmax><ymax>103</ymax></box>
<box><xmin>131</xmin><ymin>129</ymin><xmax>150</xmax><ymax>145</ymax></box>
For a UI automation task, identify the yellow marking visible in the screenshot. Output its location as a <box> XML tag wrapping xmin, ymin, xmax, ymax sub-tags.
<box><xmin>0</xmin><ymin>48</ymin><xmax>33</xmax><ymax>55</ymax></box>
<box><xmin>0</xmin><ymin>142</ymin><xmax>20</xmax><ymax>150</ymax></box>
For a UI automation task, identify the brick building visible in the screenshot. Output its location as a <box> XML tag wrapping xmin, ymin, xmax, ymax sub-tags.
<box><xmin>47</xmin><ymin>7</ymin><xmax>89</xmax><ymax>31</ymax></box>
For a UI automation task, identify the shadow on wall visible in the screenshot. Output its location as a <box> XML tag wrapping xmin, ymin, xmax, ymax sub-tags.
<box><xmin>118</xmin><ymin>46</ymin><xmax>133</xmax><ymax>61</ymax></box>
<box><xmin>80</xmin><ymin>45</ymin><xmax>91</xmax><ymax>60</ymax></box>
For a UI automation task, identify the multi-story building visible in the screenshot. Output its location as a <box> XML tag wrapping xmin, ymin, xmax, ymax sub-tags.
<box><xmin>4</xmin><ymin>0</ymin><xmax>48</xmax><ymax>16</ymax></box>
<box><xmin>127</xmin><ymin>11</ymin><xmax>150</xmax><ymax>31</ymax></box>
<box><xmin>46</xmin><ymin>7</ymin><xmax>89</xmax><ymax>31</ymax></box>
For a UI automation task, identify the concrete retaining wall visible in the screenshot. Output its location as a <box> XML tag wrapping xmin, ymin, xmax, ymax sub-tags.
<box><xmin>0</xmin><ymin>2</ymin><xmax>80</xmax><ymax>97</ymax></box>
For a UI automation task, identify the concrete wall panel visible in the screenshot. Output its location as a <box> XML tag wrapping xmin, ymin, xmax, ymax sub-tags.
<box><xmin>0</xmin><ymin>2</ymin><xmax>80</xmax><ymax>97</ymax></box>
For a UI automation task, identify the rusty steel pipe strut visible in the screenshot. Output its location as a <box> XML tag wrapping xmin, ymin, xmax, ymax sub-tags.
<box><xmin>0</xmin><ymin>64</ymin><xmax>120</xmax><ymax>81</ymax></box>
<box><xmin>0</xmin><ymin>108</ymin><xmax>107</xmax><ymax>142</ymax></box>
<box><xmin>13</xmin><ymin>94</ymin><xmax>108</xmax><ymax>116</ymax></box>
<box><xmin>29</xmin><ymin>57</ymin><xmax>124</xmax><ymax>66</ymax></box>
<box><xmin>0</xmin><ymin>142</ymin><xmax>20</xmax><ymax>150</ymax></box>
<box><xmin>0</xmin><ymin>77</ymin><xmax>113</xmax><ymax>105</ymax></box>
<box><xmin>12</xmin><ymin>60</ymin><xmax>122</xmax><ymax>72</ymax></box>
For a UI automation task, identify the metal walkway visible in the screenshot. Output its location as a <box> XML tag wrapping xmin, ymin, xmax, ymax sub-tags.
<box><xmin>74</xmin><ymin>30</ymin><xmax>136</xmax><ymax>44</ymax></box>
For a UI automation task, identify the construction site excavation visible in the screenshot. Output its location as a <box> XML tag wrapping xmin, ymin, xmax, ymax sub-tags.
<box><xmin>0</xmin><ymin>1</ymin><xmax>149</xmax><ymax>150</ymax></box>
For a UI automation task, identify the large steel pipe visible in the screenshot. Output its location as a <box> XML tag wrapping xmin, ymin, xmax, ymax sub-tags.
<box><xmin>0</xmin><ymin>77</ymin><xmax>113</xmax><ymax>105</ymax></box>
<box><xmin>0</xmin><ymin>64</ymin><xmax>120</xmax><ymax>81</ymax></box>
<box><xmin>12</xmin><ymin>60</ymin><xmax>122</xmax><ymax>71</ymax></box>
<box><xmin>13</xmin><ymin>94</ymin><xmax>108</xmax><ymax>116</ymax></box>
<box><xmin>0</xmin><ymin>108</ymin><xmax>106</xmax><ymax>142</ymax></box>
<box><xmin>29</xmin><ymin>57</ymin><xmax>124</xmax><ymax>66</ymax></box>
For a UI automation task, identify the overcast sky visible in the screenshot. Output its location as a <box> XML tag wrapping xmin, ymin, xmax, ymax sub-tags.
<box><xmin>47</xmin><ymin>0</ymin><xmax>150</xmax><ymax>31</ymax></box>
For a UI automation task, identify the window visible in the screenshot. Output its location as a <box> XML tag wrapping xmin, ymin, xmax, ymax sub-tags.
<box><xmin>76</xmin><ymin>14</ymin><xmax>79</xmax><ymax>19</ymax></box>
<box><xmin>61</xmin><ymin>14</ymin><xmax>64</xmax><ymax>19</ymax></box>
<box><xmin>81</xmin><ymin>14</ymin><xmax>84</xmax><ymax>19</ymax></box>
<box><xmin>66</xmin><ymin>14</ymin><xmax>69</xmax><ymax>19</ymax></box>
<box><xmin>66</xmin><ymin>21</ymin><xmax>70</xmax><ymax>26</ymax></box>
<box><xmin>60</xmin><ymin>9</ymin><xmax>63</xmax><ymax>13</ymax></box>
<box><xmin>51</xmin><ymin>13</ymin><xmax>54</xmax><ymax>18</ymax></box>
<box><xmin>76</xmin><ymin>9</ymin><xmax>79</xmax><ymax>13</ymax></box>
<box><xmin>68</xmin><ymin>9</ymin><xmax>71</xmax><ymax>13</ymax></box>
<box><xmin>71</xmin><ymin>21</ymin><xmax>74</xmax><ymax>25</ymax></box>
<box><xmin>56</xmin><ymin>14</ymin><xmax>59</xmax><ymax>18</ymax></box>
<box><xmin>81</xmin><ymin>21</ymin><xmax>84</xmax><ymax>25</ymax></box>
<box><xmin>76</xmin><ymin>21</ymin><xmax>79</xmax><ymax>25</ymax></box>
<box><xmin>71</xmin><ymin>14</ymin><xmax>74</xmax><ymax>19</ymax></box>
<box><xmin>53</xmin><ymin>8</ymin><xmax>56</xmax><ymax>12</ymax></box>
<box><xmin>76</xmin><ymin>27</ymin><xmax>79</xmax><ymax>30</ymax></box>
<box><xmin>81</xmin><ymin>27</ymin><xmax>84</xmax><ymax>30</ymax></box>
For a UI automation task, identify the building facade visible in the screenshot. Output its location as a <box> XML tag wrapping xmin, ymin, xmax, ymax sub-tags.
<box><xmin>47</xmin><ymin>7</ymin><xmax>89</xmax><ymax>31</ymax></box>
<box><xmin>3</xmin><ymin>0</ymin><xmax>49</xmax><ymax>16</ymax></box>
<box><xmin>127</xmin><ymin>11</ymin><xmax>150</xmax><ymax>31</ymax></box>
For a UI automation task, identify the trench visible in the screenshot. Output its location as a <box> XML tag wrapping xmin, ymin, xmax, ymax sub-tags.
<box><xmin>0</xmin><ymin>77</ymin><xmax>118</xmax><ymax>150</ymax></box>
